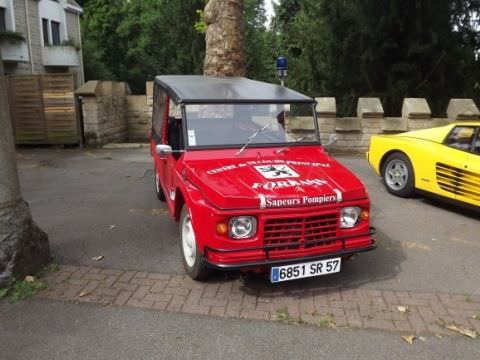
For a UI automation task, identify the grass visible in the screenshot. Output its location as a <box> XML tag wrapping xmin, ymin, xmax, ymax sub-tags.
<box><xmin>275</xmin><ymin>307</ymin><xmax>291</xmax><ymax>322</ymax></box>
<box><xmin>37</xmin><ymin>261</ymin><xmax>60</xmax><ymax>277</ymax></box>
<box><xmin>0</xmin><ymin>287</ymin><xmax>8</xmax><ymax>299</ymax></box>
<box><xmin>317</xmin><ymin>312</ymin><xmax>336</xmax><ymax>328</ymax></box>
<box><xmin>473</xmin><ymin>313</ymin><xmax>480</xmax><ymax>321</ymax></box>
<box><xmin>275</xmin><ymin>307</ymin><xmax>304</xmax><ymax>325</ymax></box>
<box><xmin>317</xmin><ymin>318</ymin><xmax>332</xmax><ymax>328</ymax></box>
<box><xmin>0</xmin><ymin>278</ymin><xmax>47</xmax><ymax>303</ymax></box>
<box><xmin>275</xmin><ymin>307</ymin><xmax>337</xmax><ymax>328</ymax></box>
<box><xmin>0</xmin><ymin>260</ymin><xmax>59</xmax><ymax>304</ymax></box>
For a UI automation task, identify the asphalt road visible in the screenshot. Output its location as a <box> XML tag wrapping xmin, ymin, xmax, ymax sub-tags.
<box><xmin>16</xmin><ymin>148</ymin><xmax>480</xmax><ymax>295</ymax></box>
<box><xmin>4</xmin><ymin>147</ymin><xmax>479</xmax><ymax>359</ymax></box>
<box><xmin>1</xmin><ymin>299</ymin><xmax>478</xmax><ymax>360</ymax></box>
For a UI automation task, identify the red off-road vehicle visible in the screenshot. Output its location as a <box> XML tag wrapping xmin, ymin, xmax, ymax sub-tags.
<box><xmin>150</xmin><ymin>76</ymin><xmax>375</xmax><ymax>282</ymax></box>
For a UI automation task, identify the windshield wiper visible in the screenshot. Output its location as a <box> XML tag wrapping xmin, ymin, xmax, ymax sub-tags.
<box><xmin>275</xmin><ymin>136</ymin><xmax>306</xmax><ymax>154</ymax></box>
<box><xmin>236</xmin><ymin>123</ymin><xmax>272</xmax><ymax>156</ymax></box>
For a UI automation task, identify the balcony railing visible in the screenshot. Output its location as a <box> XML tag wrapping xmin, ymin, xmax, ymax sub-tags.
<box><xmin>0</xmin><ymin>40</ymin><xmax>29</xmax><ymax>62</ymax></box>
<box><xmin>42</xmin><ymin>46</ymin><xmax>80</xmax><ymax>67</ymax></box>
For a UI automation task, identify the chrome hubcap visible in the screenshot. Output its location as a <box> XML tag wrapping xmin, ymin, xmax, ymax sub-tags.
<box><xmin>385</xmin><ymin>160</ymin><xmax>408</xmax><ymax>190</ymax></box>
<box><xmin>182</xmin><ymin>213</ymin><xmax>196</xmax><ymax>267</ymax></box>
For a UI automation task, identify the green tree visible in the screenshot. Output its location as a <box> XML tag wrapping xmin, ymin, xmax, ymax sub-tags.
<box><xmin>81</xmin><ymin>0</ymin><xmax>205</xmax><ymax>93</ymax></box>
<box><xmin>81</xmin><ymin>0</ymin><xmax>479</xmax><ymax>109</ymax></box>
<box><xmin>81</xmin><ymin>0</ymin><xmax>122</xmax><ymax>81</ymax></box>
<box><xmin>273</xmin><ymin>0</ymin><xmax>480</xmax><ymax>115</ymax></box>
<box><xmin>244</xmin><ymin>0</ymin><xmax>275</xmax><ymax>82</ymax></box>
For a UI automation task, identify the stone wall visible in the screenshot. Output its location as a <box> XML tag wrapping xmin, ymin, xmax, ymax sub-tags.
<box><xmin>75</xmin><ymin>80</ymin><xmax>480</xmax><ymax>151</ymax></box>
<box><xmin>65</xmin><ymin>10</ymin><xmax>84</xmax><ymax>85</ymax></box>
<box><xmin>75</xmin><ymin>81</ymin><xmax>131</xmax><ymax>146</ymax></box>
<box><xmin>65</xmin><ymin>12</ymin><xmax>80</xmax><ymax>44</ymax></box>
<box><xmin>126</xmin><ymin>95</ymin><xmax>152</xmax><ymax>142</ymax></box>
<box><xmin>125</xmin><ymin>81</ymin><xmax>153</xmax><ymax>142</ymax></box>
<box><xmin>316</xmin><ymin>97</ymin><xmax>479</xmax><ymax>153</ymax></box>
<box><xmin>75</xmin><ymin>81</ymin><xmax>153</xmax><ymax>146</ymax></box>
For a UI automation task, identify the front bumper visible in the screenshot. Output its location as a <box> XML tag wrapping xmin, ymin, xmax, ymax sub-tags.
<box><xmin>202</xmin><ymin>227</ymin><xmax>376</xmax><ymax>270</ymax></box>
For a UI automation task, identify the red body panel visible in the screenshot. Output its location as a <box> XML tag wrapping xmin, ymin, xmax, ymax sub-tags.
<box><xmin>152</xmin><ymin>142</ymin><xmax>374</xmax><ymax>269</ymax></box>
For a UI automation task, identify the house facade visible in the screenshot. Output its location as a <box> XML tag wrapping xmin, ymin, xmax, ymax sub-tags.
<box><xmin>0</xmin><ymin>0</ymin><xmax>84</xmax><ymax>86</ymax></box>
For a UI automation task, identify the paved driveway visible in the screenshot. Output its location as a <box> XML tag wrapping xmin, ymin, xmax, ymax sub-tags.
<box><xmin>17</xmin><ymin>148</ymin><xmax>480</xmax><ymax>295</ymax></box>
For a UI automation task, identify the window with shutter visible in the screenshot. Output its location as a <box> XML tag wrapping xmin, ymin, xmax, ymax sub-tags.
<box><xmin>42</xmin><ymin>18</ymin><xmax>50</xmax><ymax>45</ymax></box>
<box><xmin>51</xmin><ymin>21</ymin><xmax>61</xmax><ymax>45</ymax></box>
<box><xmin>0</xmin><ymin>7</ymin><xmax>7</xmax><ymax>31</ymax></box>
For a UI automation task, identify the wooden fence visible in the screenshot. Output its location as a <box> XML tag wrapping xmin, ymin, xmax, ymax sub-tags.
<box><xmin>8</xmin><ymin>74</ymin><xmax>80</xmax><ymax>144</ymax></box>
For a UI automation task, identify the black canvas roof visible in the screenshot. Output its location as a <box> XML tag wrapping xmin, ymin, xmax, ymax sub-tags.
<box><xmin>154</xmin><ymin>75</ymin><xmax>314</xmax><ymax>104</ymax></box>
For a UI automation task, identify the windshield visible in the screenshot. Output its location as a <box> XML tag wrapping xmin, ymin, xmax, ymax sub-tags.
<box><xmin>184</xmin><ymin>103</ymin><xmax>319</xmax><ymax>148</ymax></box>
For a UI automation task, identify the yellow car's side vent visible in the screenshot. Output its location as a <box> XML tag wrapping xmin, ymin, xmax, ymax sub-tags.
<box><xmin>436</xmin><ymin>163</ymin><xmax>480</xmax><ymax>201</ymax></box>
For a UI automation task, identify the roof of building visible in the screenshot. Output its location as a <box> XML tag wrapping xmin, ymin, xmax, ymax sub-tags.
<box><xmin>154</xmin><ymin>75</ymin><xmax>314</xmax><ymax>104</ymax></box>
<box><xmin>65</xmin><ymin>0</ymin><xmax>83</xmax><ymax>14</ymax></box>
<box><xmin>67</xmin><ymin>0</ymin><xmax>82</xmax><ymax>7</ymax></box>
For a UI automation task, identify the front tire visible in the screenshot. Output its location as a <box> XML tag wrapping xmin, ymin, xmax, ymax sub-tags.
<box><xmin>180</xmin><ymin>206</ymin><xmax>210</xmax><ymax>280</ymax></box>
<box><xmin>381</xmin><ymin>152</ymin><xmax>415</xmax><ymax>197</ymax></box>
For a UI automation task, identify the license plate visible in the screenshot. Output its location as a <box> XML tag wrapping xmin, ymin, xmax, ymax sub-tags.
<box><xmin>270</xmin><ymin>258</ymin><xmax>341</xmax><ymax>283</ymax></box>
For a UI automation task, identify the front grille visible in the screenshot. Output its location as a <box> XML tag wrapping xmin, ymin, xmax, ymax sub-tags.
<box><xmin>263</xmin><ymin>213</ymin><xmax>339</xmax><ymax>251</ymax></box>
<box><xmin>436</xmin><ymin>163</ymin><xmax>480</xmax><ymax>201</ymax></box>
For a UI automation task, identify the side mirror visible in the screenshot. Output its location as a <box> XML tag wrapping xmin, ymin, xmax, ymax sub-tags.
<box><xmin>325</xmin><ymin>133</ymin><xmax>338</xmax><ymax>147</ymax></box>
<box><xmin>155</xmin><ymin>144</ymin><xmax>173</xmax><ymax>157</ymax></box>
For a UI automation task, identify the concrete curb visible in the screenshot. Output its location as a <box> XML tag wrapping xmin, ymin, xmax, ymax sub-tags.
<box><xmin>102</xmin><ymin>143</ymin><xmax>150</xmax><ymax>149</ymax></box>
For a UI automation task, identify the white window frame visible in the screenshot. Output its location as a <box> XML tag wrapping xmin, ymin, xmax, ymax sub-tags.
<box><xmin>38</xmin><ymin>0</ymin><xmax>69</xmax><ymax>47</ymax></box>
<box><xmin>0</xmin><ymin>0</ymin><xmax>16</xmax><ymax>31</ymax></box>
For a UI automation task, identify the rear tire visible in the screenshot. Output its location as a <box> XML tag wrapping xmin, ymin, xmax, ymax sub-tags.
<box><xmin>179</xmin><ymin>206</ymin><xmax>210</xmax><ymax>280</ymax></box>
<box><xmin>154</xmin><ymin>167</ymin><xmax>166</xmax><ymax>201</ymax></box>
<box><xmin>381</xmin><ymin>152</ymin><xmax>415</xmax><ymax>197</ymax></box>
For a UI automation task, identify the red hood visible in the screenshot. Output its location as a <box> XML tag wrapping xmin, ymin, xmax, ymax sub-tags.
<box><xmin>183</xmin><ymin>146</ymin><xmax>367</xmax><ymax>210</ymax></box>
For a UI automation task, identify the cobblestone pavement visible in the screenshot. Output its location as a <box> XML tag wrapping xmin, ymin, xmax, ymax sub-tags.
<box><xmin>39</xmin><ymin>265</ymin><xmax>480</xmax><ymax>337</ymax></box>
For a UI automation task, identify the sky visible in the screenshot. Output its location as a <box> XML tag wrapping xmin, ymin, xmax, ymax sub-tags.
<box><xmin>265</xmin><ymin>0</ymin><xmax>278</xmax><ymax>26</ymax></box>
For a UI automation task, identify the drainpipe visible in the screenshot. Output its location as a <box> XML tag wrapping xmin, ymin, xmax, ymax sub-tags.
<box><xmin>77</xmin><ymin>15</ymin><xmax>84</xmax><ymax>84</ymax></box>
<box><xmin>24</xmin><ymin>0</ymin><xmax>34</xmax><ymax>74</ymax></box>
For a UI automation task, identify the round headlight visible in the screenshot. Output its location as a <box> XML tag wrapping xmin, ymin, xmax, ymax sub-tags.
<box><xmin>340</xmin><ymin>207</ymin><xmax>361</xmax><ymax>228</ymax></box>
<box><xmin>229</xmin><ymin>216</ymin><xmax>257</xmax><ymax>239</ymax></box>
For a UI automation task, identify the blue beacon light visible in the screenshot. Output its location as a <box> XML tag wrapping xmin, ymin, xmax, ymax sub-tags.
<box><xmin>276</xmin><ymin>56</ymin><xmax>287</xmax><ymax>86</ymax></box>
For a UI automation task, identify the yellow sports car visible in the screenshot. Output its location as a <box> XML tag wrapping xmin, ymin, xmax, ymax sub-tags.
<box><xmin>367</xmin><ymin>122</ymin><xmax>480</xmax><ymax>209</ymax></box>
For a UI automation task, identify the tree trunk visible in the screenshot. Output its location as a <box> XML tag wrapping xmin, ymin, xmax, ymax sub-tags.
<box><xmin>0</xmin><ymin>52</ymin><xmax>50</xmax><ymax>287</ymax></box>
<box><xmin>203</xmin><ymin>0</ymin><xmax>246</xmax><ymax>76</ymax></box>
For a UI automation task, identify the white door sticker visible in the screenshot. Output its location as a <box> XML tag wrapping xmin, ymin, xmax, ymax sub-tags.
<box><xmin>188</xmin><ymin>130</ymin><xmax>197</xmax><ymax>146</ymax></box>
<box><xmin>254</xmin><ymin>164</ymin><xmax>300</xmax><ymax>179</ymax></box>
